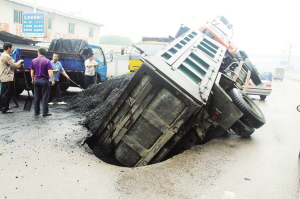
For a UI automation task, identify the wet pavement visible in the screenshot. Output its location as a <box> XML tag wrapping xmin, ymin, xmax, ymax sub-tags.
<box><xmin>1</xmin><ymin>78</ymin><xmax>300</xmax><ymax>199</ymax></box>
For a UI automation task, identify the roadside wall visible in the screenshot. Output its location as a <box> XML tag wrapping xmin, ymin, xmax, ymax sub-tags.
<box><xmin>285</xmin><ymin>72</ymin><xmax>300</xmax><ymax>81</ymax></box>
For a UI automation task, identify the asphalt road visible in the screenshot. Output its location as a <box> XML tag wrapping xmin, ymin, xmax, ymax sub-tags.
<box><xmin>0</xmin><ymin>78</ymin><xmax>299</xmax><ymax>199</ymax></box>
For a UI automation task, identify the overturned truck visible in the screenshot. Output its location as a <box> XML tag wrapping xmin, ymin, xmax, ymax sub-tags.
<box><xmin>87</xmin><ymin>28</ymin><xmax>265</xmax><ymax>167</ymax></box>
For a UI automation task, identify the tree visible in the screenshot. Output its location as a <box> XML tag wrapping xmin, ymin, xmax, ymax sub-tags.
<box><xmin>100</xmin><ymin>35</ymin><xmax>134</xmax><ymax>46</ymax></box>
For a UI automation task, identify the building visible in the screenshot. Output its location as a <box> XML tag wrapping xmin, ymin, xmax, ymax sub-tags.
<box><xmin>0</xmin><ymin>0</ymin><xmax>103</xmax><ymax>45</ymax></box>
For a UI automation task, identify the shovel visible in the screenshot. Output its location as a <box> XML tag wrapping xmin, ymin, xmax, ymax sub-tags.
<box><xmin>58</xmin><ymin>71</ymin><xmax>84</xmax><ymax>91</ymax></box>
<box><xmin>22</xmin><ymin>66</ymin><xmax>32</xmax><ymax>111</ymax></box>
<box><xmin>95</xmin><ymin>65</ymin><xmax>98</xmax><ymax>84</ymax></box>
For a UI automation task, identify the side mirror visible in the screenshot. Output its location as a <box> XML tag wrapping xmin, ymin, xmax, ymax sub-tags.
<box><xmin>106</xmin><ymin>53</ymin><xmax>113</xmax><ymax>63</ymax></box>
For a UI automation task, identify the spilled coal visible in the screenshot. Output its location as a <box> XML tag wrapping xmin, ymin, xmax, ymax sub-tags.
<box><xmin>69</xmin><ymin>72</ymin><xmax>135</xmax><ymax>134</ymax></box>
<box><xmin>67</xmin><ymin>73</ymin><xmax>135</xmax><ymax>166</ymax></box>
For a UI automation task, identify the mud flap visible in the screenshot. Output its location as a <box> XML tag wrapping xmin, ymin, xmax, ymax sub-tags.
<box><xmin>210</xmin><ymin>76</ymin><xmax>243</xmax><ymax>130</ymax></box>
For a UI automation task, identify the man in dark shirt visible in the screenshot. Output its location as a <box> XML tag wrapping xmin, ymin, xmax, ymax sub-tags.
<box><xmin>29</xmin><ymin>48</ymin><xmax>54</xmax><ymax>116</ymax></box>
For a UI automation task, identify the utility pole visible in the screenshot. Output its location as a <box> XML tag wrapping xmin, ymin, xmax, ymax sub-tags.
<box><xmin>281</xmin><ymin>50</ymin><xmax>286</xmax><ymax>67</ymax></box>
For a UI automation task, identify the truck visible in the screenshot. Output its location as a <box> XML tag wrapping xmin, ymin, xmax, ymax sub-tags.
<box><xmin>177</xmin><ymin>16</ymin><xmax>262</xmax><ymax>86</ymax></box>
<box><xmin>274</xmin><ymin>67</ymin><xmax>285</xmax><ymax>81</ymax></box>
<box><xmin>87</xmin><ymin>26</ymin><xmax>266</xmax><ymax>167</ymax></box>
<box><xmin>128</xmin><ymin>37</ymin><xmax>173</xmax><ymax>72</ymax></box>
<box><xmin>0</xmin><ymin>36</ymin><xmax>110</xmax><ymax>94</ymax></box>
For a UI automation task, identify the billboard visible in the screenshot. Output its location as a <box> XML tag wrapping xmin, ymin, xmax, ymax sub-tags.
<box><xmin>22</xmin><ymin>13</ymin><xmax>48</xmax><ymax>37</ymax></box>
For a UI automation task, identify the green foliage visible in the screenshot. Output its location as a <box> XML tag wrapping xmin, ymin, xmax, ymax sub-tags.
<box><xmin>100</xmin><ymin>35</ymin><xmax>134</xmax><ymax>46</ymax></box>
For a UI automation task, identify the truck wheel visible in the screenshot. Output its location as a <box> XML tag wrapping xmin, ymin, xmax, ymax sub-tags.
<box><xmin>60</xmin><ymin>84</ymin><xmax>69</xmax><ymax>91</ymax></box>
<box><xmin>14</xmin><ymin>88</ymin><xmax>24</xmax><ymax>96</ymax></box>
<box><xmin>260</xmin><ymin>95</ymin><xmax>266</xmax><ymax>100</ymax></box>
<box><xmin>228</xmin><ymin>88</ymin><xmax>266</xmax><ymax>128</ymax></box>
<box><xmin>60</xmin><ymin>80</ymin><xmax>70</xmax><ymax>91</ymax></box>
<box><xmin>231</xmin><ymin>119</ymin><xmax>255</xmax><ymax>138</ymax></box>
<box><xmin>244</xmin><ymin>58</ymin><xmax>262</xmax><ymax>86</ymax></box>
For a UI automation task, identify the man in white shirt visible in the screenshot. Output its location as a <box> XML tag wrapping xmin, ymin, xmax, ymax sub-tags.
<box><xmin>84</xmin><ymin>53</ymin><xmax>99</xmax><ymax>88</ymax></box>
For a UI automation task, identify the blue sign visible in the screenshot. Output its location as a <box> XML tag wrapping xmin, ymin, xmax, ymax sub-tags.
<box><xmin>22</xmin><ymin>13</ymin><xmax>48</xmax><ymax>37</ymax></box>
<box><xmin>280</xmin><ymin>61</ymin><xmax>287</xmax><ymax>65</ymax></box>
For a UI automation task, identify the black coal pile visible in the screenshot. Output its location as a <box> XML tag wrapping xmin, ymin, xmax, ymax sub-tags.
<box><xmin>69</xmin><ymin>72</ymin><xmax>135</xmax><ymax>134</ymax></box>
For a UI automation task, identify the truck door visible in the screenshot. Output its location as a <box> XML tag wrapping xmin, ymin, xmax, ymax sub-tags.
<box><xmin>91</xmin><ymin>46</ymin><xmax>107</xmax><ymax>82</ymax></box>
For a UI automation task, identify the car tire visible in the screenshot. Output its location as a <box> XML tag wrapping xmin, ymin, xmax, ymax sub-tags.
<box><xmin>244</xmin><ymin>58</ymin><xmax>262</xmax><ymax>86</ymax></box>
<box><xmin>228</xmin><ymin>88</ymin><xmax>266</xmax><ymax>128</ymax></box>
<box><xmin>260</xmin><ymin>95</ymin><xmax>267</xmax><ymax>100</ymax></box>
<box><xmin>231</xmin><ymin>119</ymin><xmax>255</xmax><ymax>138</ymax></box>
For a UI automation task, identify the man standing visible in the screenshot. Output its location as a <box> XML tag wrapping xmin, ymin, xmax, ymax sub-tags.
<box><xmin>29</xmin><ymin>48</ymin><xmax>54</xmax><ymax>116</ymax></box>
<box><xmin>84</xmin><ymin>53</ymin><xmax>99</xmax><ymax>88</ymax></box>
<box><xmin>48</xmin><ymin>53</ymin><xmax>69</xmax><ymax>105</ymax></box>
<box><xmin>0</xmin><ymin>42</ymin><xmax>24</xmax><ymax>113</ymax></box>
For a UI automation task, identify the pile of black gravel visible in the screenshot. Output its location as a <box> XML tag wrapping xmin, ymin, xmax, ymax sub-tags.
<box><xmin>68</xmin><ymin>72</ymin><xmax>135</xmax><ymax>134</ymax></box>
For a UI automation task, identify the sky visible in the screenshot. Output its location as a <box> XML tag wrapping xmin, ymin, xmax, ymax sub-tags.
<box><xmin>22</xmin><ymin>0</ymin><xmax>300</xmax><ymax>67</ymax></box>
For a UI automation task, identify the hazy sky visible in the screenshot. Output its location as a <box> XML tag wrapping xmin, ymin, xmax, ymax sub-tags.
<box><xmin>23</xmin><ymin>0</ymin><xmax>299</xmax><ymax>57</ymax></box>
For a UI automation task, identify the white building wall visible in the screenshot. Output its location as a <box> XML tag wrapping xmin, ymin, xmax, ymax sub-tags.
<box><xmin>0</xmin><ymin>0</ymin><xmax>101</xmax><ymax>45</ymax></box>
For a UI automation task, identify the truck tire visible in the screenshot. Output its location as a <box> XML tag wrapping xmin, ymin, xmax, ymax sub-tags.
<box><xmin>231</xmin><ymin>119</ymin><xmax>255</xmax><ymax>138</ymax></box>
<box><xmin>60</xmin><ymin>84</ymin><xmax>69</xmax><ymax>91</ymax></box>
<box><xmin>260</xmin><ymin>95</ymin><xmax>266</xmax><ymax>100</ymax></box>
<box><xmin>244</xmin><ymin>58</ymin><xmax>262</xmax><ymax>85</ymax></box>
<box><xmin>14</xmin><ymin>88</ymin><xmax>24</xmax><ymax>96</ymax></box>
<box><xmin>239</xmin><ymin>50</ymin><xmax>248</xmax><ymax>59</ymax></box>
<box><xmin>228</xmin><ymin>88</ymin><xmax>266</xmax><ymax>128</ymax></box>
<box><xmin>60</xmin><ymin>81</ymin><xmax>70</xmax><ymax>91</ymax></box>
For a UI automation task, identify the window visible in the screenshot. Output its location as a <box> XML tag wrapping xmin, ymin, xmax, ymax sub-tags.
<box><xmin>89</xmin><ymin>28</ymin><xmax>93</xmax><ymax>37</ymax></box>
<box><xmin>92</xmin><ymin>47</ymin><xmax>105</xmax><ymax>66</ymax></box>
<box><xmin>68</xmin><ymin>23</ymin><xmax>75</xmax><ymax>34</ymax></box>
<box><xmin>48</xmin><ymin>19</ymin><xmax>52</xmax><ymax>29</ymax></box>
<box><xmin>14</xmin><ymin>10</ymin><xmax>23</xmax><ymax>24</ymax></box>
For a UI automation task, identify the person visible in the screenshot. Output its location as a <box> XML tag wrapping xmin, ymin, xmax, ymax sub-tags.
<box><xmin>0</xmin><ymin>79</ymin><xmax>1</xmax><ymax>111</ymax></box>
<box><xmin>0</xmin><ymin>42</ymin><xmax>24</xmax><ymax>113</ymax></box>
<box><xmin>48</xmin><ymin>53</ymin><xmax>70</xmax><ymax>105</ymax></box>
<box><xmin>84</xmin><ymin>53</ymin><xmax>99</xmax><ymax>88</ymax></box>
<box><xmin>29</xmin><ymin>48</ymin><xmax>54</xmax><ymax>116</ymax></box>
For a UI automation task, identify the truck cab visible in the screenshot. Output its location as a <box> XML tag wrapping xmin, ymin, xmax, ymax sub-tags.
<box><xmin>199</xmin><ymin>16</ymin><xmax>237</xmax><ymax>56</ymax></box>
<box><xmin>129</xmin><ymin>42</ymin><xmax>170</xmax><ymax>72</ymax></box>
<box><xmin>89</xmin><ymin>44</ymin><xmax>107</xmax><ymax>82</ymax></box>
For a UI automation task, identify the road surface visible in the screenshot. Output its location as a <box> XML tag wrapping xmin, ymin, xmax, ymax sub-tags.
<box><xmin>0</xmin><ymin>78</ymin><xmax>299</xmax><ymax>199</ymax></box>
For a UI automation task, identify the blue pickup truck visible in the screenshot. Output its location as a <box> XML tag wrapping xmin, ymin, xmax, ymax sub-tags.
<box><xmin>1</xmin><ymin>39</ymin><xmax>109</xmax><ymax>94</ymax></box>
